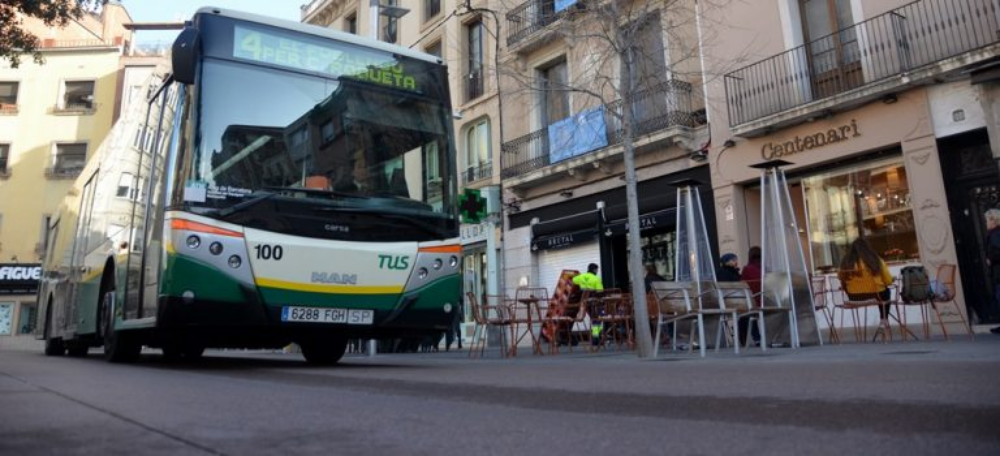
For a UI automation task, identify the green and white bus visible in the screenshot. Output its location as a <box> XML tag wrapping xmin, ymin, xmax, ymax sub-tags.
<box><xmin>36</xmin><ymin>8</ymin><xmax>461</xmax><ymax>364</ymax></box>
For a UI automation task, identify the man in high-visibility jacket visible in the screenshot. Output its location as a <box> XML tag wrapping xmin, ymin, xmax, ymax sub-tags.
<box><xmin>572</xmin><ymin>263</ymin><xmax>603</xmax><ymax>291</ymax></box>
<box><xmin>573</xmin><ymin>263</ymin><xmax>604</xmax><ymax>346</ymax></box>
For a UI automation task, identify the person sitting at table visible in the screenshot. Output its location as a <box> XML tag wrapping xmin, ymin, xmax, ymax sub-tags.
<box><xmin>716</xmin><ymin>253</ymin><xmax>741</xmax><ymax>282</ymax></box>
<box><xmin>739</xmin><ymin>246</ymin><xmax>763</xmax><ymax>346</ymax></box>
<box><xmin>838</xmin><ymin>238</ymin><xmax>894</xmax><ymax>323</ymax></box>
<box><xmin>644</xmin><ymin>264</ymin><xmax>666</xmax><ymax>292</ymax></box>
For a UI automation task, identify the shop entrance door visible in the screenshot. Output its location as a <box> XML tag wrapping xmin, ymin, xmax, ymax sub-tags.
<box><xmin>939</xmin><ymin>129</ymin><xmax>1000</xmax><ymax>324</ymax></box>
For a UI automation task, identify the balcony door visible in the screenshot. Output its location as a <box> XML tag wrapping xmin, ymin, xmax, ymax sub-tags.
<box><xmin>801</xmin><ymin>0</ymin><xmax>862</xmax><ymax>99</ymax></box>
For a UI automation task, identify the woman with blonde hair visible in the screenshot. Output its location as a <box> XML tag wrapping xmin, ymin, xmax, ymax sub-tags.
<box><xmin>839</xmin><ymin>238</ymin><xmax>894</xmax><ymax>321</ymax></box>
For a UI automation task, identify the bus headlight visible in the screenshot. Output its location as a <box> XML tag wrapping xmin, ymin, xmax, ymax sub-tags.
<box><xmin>449</xmin><ymin>256</ymin><xmax>458</xmax><ymax>268</ymax></box>
<box><xmin>432</xmin><ymin>259</ymin><xmax>443</xmax><ymax>270</ymax></box>
<box><xmin>418</xmin><ymin>267</ymin><xmax>428</xmax><ymax>279</ymax></box>
<box><xmin>186</xmin><ymin>235</ymin><xmax>201</xmax><ymax>249</ymax></box>
<box><xmin>209</xmin><ymin>242</ymin><xmax>224</xmax><ymax>255</ymax></box>
<box><xmin>228</xmin><ymin>255</ymin><xmax>242</xmax><ymax>269</ymax></box>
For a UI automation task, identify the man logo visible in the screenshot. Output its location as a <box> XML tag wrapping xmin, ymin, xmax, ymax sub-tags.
<box><xmin>310</xmin><ymin>272</ymin><xmax>357</xmax><ymax>285</ymax></box>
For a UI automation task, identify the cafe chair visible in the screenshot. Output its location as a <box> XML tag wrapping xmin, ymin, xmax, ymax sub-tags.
<box><xmin>712</xmin><ymin>281</ymin><xmax>767</xmax><ymax>353</ymax></box>
<box><xmin>834</xmin><ymin>270</ymin><xmax>899</xmax><ymax>343</ymax></box>
<box><xmin>811</xmin><ymin>275</ymin><xmax>840</xmax><ymax>344</ymax></box>
<box><xmin>929</xmin><ymin>263</ymin><xmax>974</xmax><ymax>341</ymax></box>
<box><xmin>540</xmin><ymin>270</ymin><xmax>580</xmax><ymax>354</ymax></box>
<box><xmin>466</xmin><ymin>292</ymin><xmax>512</xmax><ymax>358</ymax></box>
<box><xmin>650</xmin><ymin>281</ymin><xmax>707</xmax><ymax>358</ymax></box>
<box><xmin>589</xmin><ymin>289</ymin><xmax>633</xmax><ymax>351</ymax></box>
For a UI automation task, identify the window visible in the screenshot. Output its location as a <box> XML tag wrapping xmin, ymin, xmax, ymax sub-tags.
<box><xmin>466</xmin><ymin>20</ymin><xmax>485</xmax><ymax>101</ymax></box>
<box><xmin>381</xmin><ymin>0</ymin><xmax>398</xmax><ymax>43</ymax></box>
<box><xmin>345</xmin><ymin>13</ymin><xmax>357</xmax><ymax>34</ymax></box>
<box><xmin>802</xmin><ymin>157</ymin><xmax>917</xmax><ymax>272</ymax></box>
<box><xmin>425</xmin><ymin>41</ymin><xmax>442</xmax><ymax>59</ymax></box>
<box><xmin>539</xmin><ymin>59</ymin><xmax>569</xmax><ymax>126</ymax></box>
<box><xmin>465</xmin><ymin>119</ymin><xmax>490</xmax><ymax>182</ymax></box>
<box><xmin>0</xmin><ymin>81</ymin><xmax>18</xmax><ymax>111</ymax></box>
<box><xmin>425</xmin><ymin>0</ymin><xmax>441</xmax><ymax>20</ymax></box>
<box><xmin>52</xmin><ymin>143</ymin><xmax>86</xmax><ymax>176</ymax></box>
<box><xmin>37</xmin><ymin>215</ymin><xmax>52</xmax><ymax>257</ymax></box>
<box><xmin>18</xmin><ymin>302</ymin><xmax>37</xmax><ymax>335</ymax></box>
<box><xmin>800</xmin><ymin>0</ymin><xmax>861</xmax><ymax>97</ymax></box>
<box><xmin>63</xmin><ymin>80</ymin><xmax>95</xmax><ymax>110</ymax></box>
<box><xmin>0</xmin><ymin>143</ymin><xmax>9</xmax><ymax>176</ymax></box>
<box><xmin>116</xmin><ymin>172</ymin><xmax>137</xmax><ymax>198</ymax></box>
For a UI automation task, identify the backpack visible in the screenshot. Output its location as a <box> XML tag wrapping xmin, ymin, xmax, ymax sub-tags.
<box><xmin>900</xmin><ymin>266</ymin><xmax>932</xmax><ymax>303</ymax></box>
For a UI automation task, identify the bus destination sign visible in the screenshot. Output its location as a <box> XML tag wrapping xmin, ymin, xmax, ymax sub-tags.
<box><xmin>233</xmin><ymin>26</ymin><xmax>418</xmax><ymax>91</ymax></box>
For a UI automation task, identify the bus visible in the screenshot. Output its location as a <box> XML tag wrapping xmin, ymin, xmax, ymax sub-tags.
<box><xmin>36</xmin><ymin>8</ymin><xmax>461</xmax><ymax>364</ymax></box>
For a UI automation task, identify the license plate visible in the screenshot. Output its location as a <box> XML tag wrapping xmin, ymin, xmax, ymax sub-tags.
<box><xmin>281</xmin><ymin>306</ymin><xmax>373</xmax><ymax>325</ymax></box>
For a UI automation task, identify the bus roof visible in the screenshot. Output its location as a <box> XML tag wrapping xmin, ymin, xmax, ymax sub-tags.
<box><xmin>194</xmin><ymin>7</ymin><xmax>444</xmax><ymax>66</ymax></box>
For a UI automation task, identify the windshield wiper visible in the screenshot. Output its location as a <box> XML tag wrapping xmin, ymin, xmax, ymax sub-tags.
<box><xmin>262</xmin><ymin>185</ymin><xmax>361</xmax><ymax>199</ymax></box>
<box><xmin>213</xmin><ymin>191</ymin><xmax>276</xmax><ymax>217</ymax></box>
<box><xmin>323</xmin><ymin>207</ymin><xmax>448</xmax><ymax>238</ymax></box>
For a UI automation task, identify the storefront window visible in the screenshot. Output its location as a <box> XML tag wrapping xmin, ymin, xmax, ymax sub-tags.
<box><xmin>18</xmin><ymin>302</ymin><xmax>36</xmax><ymax>334</ymax></box>
<box><xmin>803</xmin><ymin>157</ymin><xmax>916</xmax><ymax>272</ymax></box>
<box><xmin>640</xmin><ymin>232</ymin><xmax>676</xmax><ymax>280</ymax></box>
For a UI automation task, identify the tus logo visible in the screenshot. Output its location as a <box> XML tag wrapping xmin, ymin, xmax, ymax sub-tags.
<box><xmin>378</xmin><ymin>255</ymin><xmax>409</xmax><ymax>270</ymax></box>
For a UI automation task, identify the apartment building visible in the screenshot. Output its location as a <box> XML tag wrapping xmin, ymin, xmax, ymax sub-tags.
<box><xmin>301</xmin><ymin>0</ymin><xmax>505</xmax><ymax>340</ymax></box>
<box><xmin>0</xmin><ymin>2</ymin><xmax>136</xmax><ymax>340</ymax></box>
<box><xmin>702</xmin><ymin>0</ymin><xmax>1000</xmax><ymax>334</ymax></box>
<box><xmin>497</xmin><ymin>0</ymin><xmax>710</xmax><ymax>292</ymax></box>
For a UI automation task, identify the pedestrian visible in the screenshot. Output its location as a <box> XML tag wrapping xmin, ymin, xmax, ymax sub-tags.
<box><xmin>739</xmin><ymin>246</ymin><xmax>763</xmax><ymax>346</ymax></box>
<box><xmin>716</xmin><ymin>253</ymin><xmax>741</xmax><ymax>282</ymax></box>
<box><xmin>445</xmin><ymin>300</ymin><xmax>464</xmax><ymax>351</ymax></box>
<box><xmin>572</xmin><ymin>263</ymin><xmax>604</xmax><ymax>291</ymax></box>
<box><xmin>644</xmin><ymin>264</ymin><xmax>666</xmax><ymax>292</ymax></box>
<box><xmin>984</xmin><ymin>209</ymin><xmax>1000</xmax><ymax>334</ymax></box>
<box><xmin>838</xmin><ymin>238</ymin><xmax>894</xmax><ymax>323</ymax></box>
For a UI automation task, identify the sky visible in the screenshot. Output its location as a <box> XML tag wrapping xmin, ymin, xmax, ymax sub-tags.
<box><xmin>124</xmin><ymin>1</ymin><xmax>303</xmax><ymax>45</ymax></box>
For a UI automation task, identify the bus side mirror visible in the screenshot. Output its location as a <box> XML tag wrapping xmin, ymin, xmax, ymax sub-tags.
<box><xmin>172</xmin><ymin>27</ymin><xmax>201</xmax><ymax>85</ymax></box>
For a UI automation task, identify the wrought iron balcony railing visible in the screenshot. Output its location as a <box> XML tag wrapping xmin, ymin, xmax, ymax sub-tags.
<box><xmin>724</xmin><ymin>0</ymin><xmax>1000</xmax><ymax>127</ymax></box>
<box><xmin>506</xmin><ymin>0</ymin><xmax>558</xmax><ymax>47</ymax></box>
<box><xmin>462</xmin><ymin>161</ymin><xmax>493</xmax><ymax>185</ymax></box>
<box><xmin>465</xmin><ymin>69</ymin><xmax>486</xmax><ymax>102</ymax></box>
<box><xmin>501</xmin><ymin>80</ymin><xmax>693</xmax><ymax>180</ymax></box>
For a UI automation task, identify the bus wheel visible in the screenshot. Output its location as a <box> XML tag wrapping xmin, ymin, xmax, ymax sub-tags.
<box><xmin>162</xmin><ymin>343</ymin><xmax>205</xmax><ymax>362</ymax></box>
<box><xmin>101</xmin><ymin>289</ymin><xmax>140</xmax><ymax>363</ymax></box>
<box><xmin>298</xmin><ymin>337</ymin><xmax>348</xmax><ymax>365</ymax></box>
<box><xmin>44</xmin><ymin>338</ymin><xmax>65</xmax><ymax>356</ymax></box>
<box><xmin>66</xmin><ymin>344</ymin><xmax>89</xmax><ymax>357</ymax></box>
<box><xmin>43</xmin><ymin>305</ymin><xmax>65</xmax><ymax>356</ymax></box>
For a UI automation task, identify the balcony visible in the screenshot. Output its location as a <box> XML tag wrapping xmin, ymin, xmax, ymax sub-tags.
<box><xmin>464</xmin><ymin>69</ymin><xmax>486</xmax><ymax>103</ymax></box>
<box><xmin>462</xmin><ymin>161</ymin><xmax>493</xmax><ymax>185</ymax></box>
<box><xmin>724</xmin><ymin>0</ymin><xmax>1000</xmax><ymax>136</ymax></box>
<box><xmin>501</xmin><ymin>80</ymin><xmax>694</xmax><ymax>182</ymax></box>
<box><xmin>505</xmin><ymin>0</ymin><xmax>585</xmax><ymax>51</ymax></box>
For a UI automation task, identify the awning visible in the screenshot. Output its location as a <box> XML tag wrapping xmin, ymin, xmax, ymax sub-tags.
<box><xmin>603</xmin><ymin>208</ymin><xmax>676</xmax><ymax>237</ymax></box>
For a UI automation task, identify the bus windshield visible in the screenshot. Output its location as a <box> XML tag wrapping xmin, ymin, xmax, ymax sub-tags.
<box><xmin>180</xmin><ymin>18</ymin><xmax>456</xmax><ymax>240</ymax></box>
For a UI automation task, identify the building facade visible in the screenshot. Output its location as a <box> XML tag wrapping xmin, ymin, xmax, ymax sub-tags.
<box><xmin>301</xmin><ymin>0</ymin><xmax>505</xmax><ymax>342</ymax></box>
<box><xmin>0</xmin><ymin>2</ymin><xmax>134</xmax><ymax>343</ymax></box>
<box><xmin>497</xmin><ymin>0</ymin><xmax>711</xmax><ymax>293</ymax></box>
<box><xmin>703</xmin><ymin>0</ymin><xmax>1000</xmax><ymax>334</ymax></box>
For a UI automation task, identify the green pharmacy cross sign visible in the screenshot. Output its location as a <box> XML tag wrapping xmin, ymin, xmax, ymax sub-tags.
<box><xmin>458</xmin><ymin>189</ymin><xmax>487</xmax><ymax>224</ymax></box>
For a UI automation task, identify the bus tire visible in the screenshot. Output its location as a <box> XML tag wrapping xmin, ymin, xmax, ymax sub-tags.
<box><xmin>100</xmin><ymin>289</ymin><xmax>140</xmax><ymax>363</ymax></box>
<box><xmin>66</xmin><ymin>344</ymin><xmax>89</xmax><ymax>357</ymax></box>
<box><xmin>44</xmin><ymin>338</ymin><xmax>65</xmax><ymax>356</ymax></box>
<box><xmin>162</xmin><ymin>343</ymin><xmax>205</xmax><ymax>361</ymax></box>
<box><xmin>298</xmin><ymin>336</ymin><xmax>348</xmax><ymax>365</ymax></box>
<box><xmin>43</xmin><ymin>302</ymin><xmax>65</xmax><ymax>356</ymax></box>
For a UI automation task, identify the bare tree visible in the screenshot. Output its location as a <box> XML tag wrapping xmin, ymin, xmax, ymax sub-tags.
<box><xmin>0</xmin><ymin>0</ymin><xmax>105</xmax><ymax>68</ymax></box>
<box><xmin>495</xmin><ymin>0</ymin><xmax>729</xmax><ymax>357</ymax></box>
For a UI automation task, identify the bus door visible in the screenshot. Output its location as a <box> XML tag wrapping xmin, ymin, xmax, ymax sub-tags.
<box><xmin>69</xmin><ymin>172</ymin><xmax>99</xmax><ymax>332</ymax></box>
<box><xmin>140</xmin><ymin>84</ymin><xmax>176</xmax><ymax>317</ymax></box>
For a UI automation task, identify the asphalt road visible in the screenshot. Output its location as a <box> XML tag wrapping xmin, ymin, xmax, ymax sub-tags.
<box><xmin>1</xmin><ymin>339</ymin><xmax>999</xmax><ymax>455</ymax></box>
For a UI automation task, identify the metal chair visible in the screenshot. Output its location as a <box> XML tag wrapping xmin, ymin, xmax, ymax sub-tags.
<box><xmin>835</xmin><ymin>270</ymin><xmax>897</xmax><ymax>343</ymax></box>
<box><xmin>712</xmin><ymin>281</ymin><xmax>767</xmax><ymax>353</ymax></box>
<box><xmin>466</xmin><ymin>292</ymin><xmax>512</xmax><ymax>358</ymax></box>
<box><xmin>929</xmin><ymin>263</ymin><xmax>974</xmax><ymax>340</ymax></box>
<box><xmin>650</xmin><ymin>281</ymin><xmax>707</xmax><ymax>358</ymax></box>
